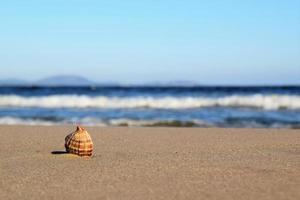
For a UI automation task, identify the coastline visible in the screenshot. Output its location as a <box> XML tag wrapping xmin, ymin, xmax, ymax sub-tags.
<box><xmin>1</xmin><ymin>126</ymin><xmax>299</xmax><ymax>199</ymax></box>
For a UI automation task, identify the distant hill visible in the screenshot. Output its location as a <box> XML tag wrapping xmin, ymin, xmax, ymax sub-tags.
<box><xmin>0</xmin><ymin>76</ymin><xmax>198</xmax><ymax>87</ymax></box>
<box><xmin>140</xmin><ymin>80</ymin><xmax>199</xmax><ymax>87</ymax></box>
<box><xmin>0</xmin><ymin>77</ymin><xmax>195</xmax><ymax>87</ymax></box>
<box><xmin>0</xmin><ymin>75</ymin><xmax>96</xmax><ymax>86</ymax></box>
<box><xmin>0</xmin><ymin>79</ymin><xmax>28</xmax><ymax>86</ymax></box>
<box><xmin>36</xmin><ymin>75</ymin><xmax>95</xmax><ymax>86</ymax></box>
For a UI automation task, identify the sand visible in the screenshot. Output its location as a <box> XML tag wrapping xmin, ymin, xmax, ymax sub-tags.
<box><xmin>0</xmin><ymin>126</ymin><xmax>299</xmax><ymax>200</ymax></box>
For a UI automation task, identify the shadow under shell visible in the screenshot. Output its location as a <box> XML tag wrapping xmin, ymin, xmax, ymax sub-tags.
<box><xmin>51</xmin><ymin>150</ymin><xmax>68</xmax><ymax>155</ymax></box>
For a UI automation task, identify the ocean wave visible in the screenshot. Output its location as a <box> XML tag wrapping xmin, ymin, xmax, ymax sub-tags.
<box><xmin>0</xmin><ymin>116</ymin><xmax>208</xmax><ymax>127</ymax></box>
<box><xmin>108</xmin><ymin>118</ymin><xmax>209</xmax><ymax>127</ymax></box>
<box><xmin>0</xmin><ymin>116</ymin><xmax>299</xmax><ymax>128</ymax></box>
<box><xmin>0</xmin><ymin>94</ymin><xmax>300</xmax><ymax>110</ymax></box>
<box><xmin>0</xmin><ymin>116</ymin><xmax>57</xmax><ymax>126</ymax></box>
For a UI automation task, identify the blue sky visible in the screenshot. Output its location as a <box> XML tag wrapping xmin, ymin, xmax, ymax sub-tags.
<box><xmin>0</xmin><ymin>0</ymin><xmax>299</xmax><ymax>85</ymax></box>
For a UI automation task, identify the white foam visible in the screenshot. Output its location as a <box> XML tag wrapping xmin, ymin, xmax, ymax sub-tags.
<box><xmin>0</xmin><ymin>94</ymin><xmax>299</xmax><ymax>110</ymax></box>
<box><xmin>108</xmin><ymin>118</ymin><xmax>209</xmax><ymax>126</ymax></box>
<box><xmin>0</xmin><ymin>116</ymin><xmax>208</xmax><ymax>127</ymax></box>
<box><xmin>0</xmin><ymin>116</ymin><xmax>57</xmax><ymax>126</ymax></box>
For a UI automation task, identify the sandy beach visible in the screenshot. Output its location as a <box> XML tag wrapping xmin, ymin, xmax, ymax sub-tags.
<box><xmin>0</xmin><ymin>126</ymin><xmax>299</xmax><ymax>200</ymax></box>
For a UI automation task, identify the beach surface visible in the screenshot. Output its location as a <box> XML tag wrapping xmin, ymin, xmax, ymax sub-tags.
<box><xmin>0</xmin><ymin>126</ymin><xmax>299</xmax><ymax>200</ymax></box>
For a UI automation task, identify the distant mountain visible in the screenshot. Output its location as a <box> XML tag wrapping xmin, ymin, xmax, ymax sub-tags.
<box><xmin>0</xmin><ymin>75</ymin><xmax>118</xmax><ymax>86</ymax></box>
<box><xmin>163</xmin><ymin>80</ymin><xmax>199</xmax><ymax>86</ymax></box>
<box><xmin>139</xmin><ymin>80</ymin><xmax>199</xmax><ymax>87</ymax></box>
<box><xmin>0</xmin><ymin>79</ymin><xmax>28</xmax><ymax>86</ymax></box>
<box><xmin>36</xmin><ymin>75</ymin><xmax>95</xmax><ymax>86</ymax></box>
<box><xmin>0</xmin><ymin>76</ymin><xmax>198</xmax><ymax>87</ymax></box>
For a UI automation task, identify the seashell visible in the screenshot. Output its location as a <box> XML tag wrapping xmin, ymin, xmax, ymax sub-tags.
<box><xmin>65</xmin><ymin>126</ymin><xmax>93</xmax><ymax>157</ymax></box>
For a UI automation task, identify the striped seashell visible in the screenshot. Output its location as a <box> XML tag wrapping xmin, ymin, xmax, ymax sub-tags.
<box><xmin>65</xmin><ymin>126</ymin><xmax>93</xmax><ymax>157</ymax></box>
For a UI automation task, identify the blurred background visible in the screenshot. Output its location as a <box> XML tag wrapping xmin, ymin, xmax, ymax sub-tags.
<box><xmin>0</xmin><ymin>0</ymin><xmax>299</xmax><ymax>128</ymax></box>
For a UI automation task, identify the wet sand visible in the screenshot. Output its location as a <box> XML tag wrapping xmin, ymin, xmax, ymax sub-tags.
<box><xmin>0</xmin><ymin>126</ymin><xmax>299</xmax><ymax>200</ymax></box>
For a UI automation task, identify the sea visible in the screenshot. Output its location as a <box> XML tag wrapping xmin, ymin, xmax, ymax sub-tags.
<box><xmin>0</xmin><ymin>86</ymin><xmax>300</xmax><ymax>128</ymax></box>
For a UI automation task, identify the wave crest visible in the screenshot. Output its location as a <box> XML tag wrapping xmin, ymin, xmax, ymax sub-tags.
<box><xmin>0</xmin><ymin>116</ymin><xmax>208</xmax><ymax>127</ymax></box>
<box><xmin>0</xmin><ymin>94</ymin><xmax>299</xmax><ymax>110</ymax></box>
